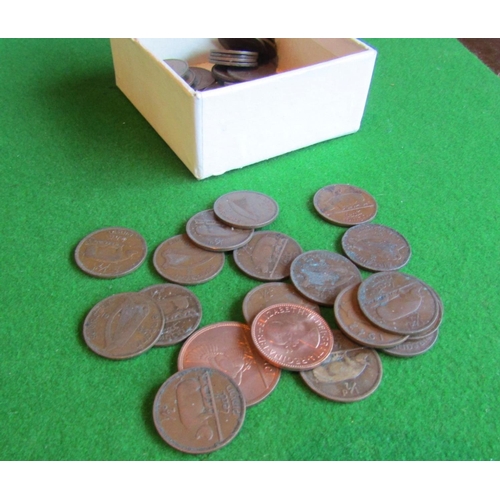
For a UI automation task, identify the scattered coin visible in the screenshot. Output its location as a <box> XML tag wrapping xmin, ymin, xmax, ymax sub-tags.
<box><xmin>189</xmin><ymin>67</ymin><xmax>216</xmax><ymax>91</ymax></box>
<box><xmin>382</xmin><ymin>328</ymin><xmax>440</xmax><ymax>357</ymax></box>
<box><xmin>163</xmin><ymin>59</ymin><xmax>189</xmax><ymax>77</ymax></box>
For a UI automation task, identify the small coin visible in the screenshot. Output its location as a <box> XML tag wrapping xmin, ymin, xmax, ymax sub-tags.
<box><xmin>290</xmin><ymin>250</ymin><xmax>362</xmax><ymax>306</ymax></box>
<box><xmin>233</xmin><ymin>231</ymin><xmax>302</xmax><ymax>281</ymax></box>
<box><xmin>189</xmin><ymin>67</ymin><xmax>216</xmax><ymax>91</ymax></box>
<box><xmin>313</xmin><ymin>184</ymin><xmax>377</xmax><ymax>226</ymax></box>
<box><xmin>178</xmin><ymin>322</ymin><xmax>281</xmax><ymax>406</ymax></box>
<box><xmin>153</xmin><ymin>367</ymin><xmax>246</xmax><ymax>454</ymax></box>
<box><xmin>251</xmin><ymin>303</ymin><xmax>334</xmax><ymax>371</ymax></box>
<box><xmin>140</xmin><ymin>284</ymin><xmax>202</xmax><ymax>346</ymax></box>
<box><xmin>83</xmin><ymin>292</ymin><xmax>164</xmax><ymax>359</ymax></box>
<box><xmin>300</xmin><ymin>329</ymin><xmax>383</xmax><ymax>402</ymax></box>
<box><xmin>382</xmin><ymin>328</ymin><xmax>440</xmax><ymax>357</ymax></box>
<box><xmin>75</xmin><ymin>227</ymin><xmax>147</xmax><ymax>278</ymax></box>
<box><xmin>163</xmin><ymin>59</ymin><xmax>189</xmax><ymax>77</ymax></box>
<box><xmin>153</xmin><ymin>234</ymin><xmax>225</xmax><ymax>285</ymax></box>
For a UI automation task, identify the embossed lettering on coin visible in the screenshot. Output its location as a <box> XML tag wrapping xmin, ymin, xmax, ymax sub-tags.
<box><xmin>382</xmin><ymin>328</ymin><xmax>440</xmax><ymax>357</ymax></box>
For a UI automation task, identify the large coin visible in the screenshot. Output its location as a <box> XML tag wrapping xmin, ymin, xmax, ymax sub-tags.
<box><xmin>74</xmin><ymin>227</ymin><xmax>147</xmax><ymax>278</ymax></box>
<box><xmin>178</xmin><ymin>322</ymin><xmax>281</xmax><ymax>406</ymax></box>
<box><xmin>153</xmin><ymin>367</ymin><xmax>246</xmax><ymax>454</ymax></box>
<box><xmin>382</xmin><ymin>328</ymin><xmax>440</xmax><ymax>357</ymax></box>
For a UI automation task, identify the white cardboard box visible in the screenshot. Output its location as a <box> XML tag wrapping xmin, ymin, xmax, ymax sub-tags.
<box><xmin>110</xmin><ymin>38</ymin><xmax>377</xmax><ymax>180</ymax></box>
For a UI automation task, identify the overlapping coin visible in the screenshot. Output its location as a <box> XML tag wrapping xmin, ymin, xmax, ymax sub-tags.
<box><xmin>382</xmin><ymin>328</ymin><xmax>440</xmax><ymax>357</ymax></box>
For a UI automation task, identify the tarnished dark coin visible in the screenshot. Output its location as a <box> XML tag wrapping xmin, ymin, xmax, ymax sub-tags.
<box><xmin>178</xmin><ymin>322</ymin><xmax>281</xmax><ymax>406</ymax></box>
<box><xmin>141</xmin><ymin>284</ymin><xmax>202</xmax><ymax>346</ymax></box>
<box><xmin>153</xmin><ymin>367</ymin><xmax>246</xmax><ymax>454</ymax></box>
<box><xmin>226</xmin><ymin>61</ymin><xmax>277</xmax><ymax>82</ymax></box>
<box><xmin>153</xmin><ymin>234</ymin><xmax>225</xmax><ymax>285</ymax></box>
<box><xmin>209</xmin><ymin>49</ymin><xmax>259</xmax><ymax>67</ymax></box>
<box><xmin>213</xmin><ymin>191</ymin><xmax>279</xmax><ymax>229</ymax></box>
<box><xmin>163</xmin><ymin>59</ymin><xmax>189</xmax><ymax>77</ymax></box>
<box><xmin>233</xmin><ymin>231</ymin><xmax>302</xmax><ymax>281</ymax></box>
<box><xmin>186</xmin><ymin>209</ymin><xmax>253</xmax><ymax>252</ymax></box>
<box><xmin>313</xmin><ymin>184</ymin><xmax>377</xmax><ymax>226</ymax></box>
<box><xmin>218</xmin><ymin>38</ymin><xmax>277</xmax><ymax>62</ymax></box>
<box><xmin>251</xmin><ymin>303</ymin><xmax>334</xmax><ymax>371</ymax></box>
<box><xmin>300</xmin><ymin>329</ymin><xmax>383</xmax><ymax>402</ymax></box>
<box><xmin>211</xmin><ymin>65</ymin><xmax>238</xmax><ymax>84</ymax></box>
<box><xmin>83</xmin><ymin>292</ymin><xmax>164</xmax><ymax>359</ymax></box>
<box><xmin>341</xmin><ymin>223</ymin><xmax>411</xmax><ymax>271</ymax></box>
<box><xmin>189</xmin><ymin>67</ymin><xmax>216</xmax><ymax>91</ymax></box>
<box><xmin>75</xmin><ymin>227</ymin><xmax>147</xmax><ymax>278</ymax></box>
<box><xmin>242</xmin><ymin>282</ymin><xmax>320</xmax><ymax>325</ymax></box>
<box><xmin>382</xmin><ymin>328</ymin><xmax>440</xmax><ymax>357</ymax></box>
<box><xmin>290</xmin><ymin>250</ymin><xmax>362</xmax><ymax>306</ymax></box>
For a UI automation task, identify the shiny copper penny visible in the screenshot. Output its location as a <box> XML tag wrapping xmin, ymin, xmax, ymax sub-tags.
<box><xmin>341</xmin><ymin>223</ymin><xmax>411</xmax><ymax>271</ymax></box>
<box><xmin>153</xmin><ymin>367</ymin><xmax>246</xmax><ymax>454</ymax></box>
<box><xmin>242</xmin><ymin>282</ymin><xmax>320</xmax><ymax>326</ymax></box>
<box><xmin>251</xmin><ymin>303</ymin><xmax>334</xmax><ymax>371</ymax></box>
<box><xmin>300</xmin><ymin>329</ymin><xmax>383</xmax><ymax>402</ymax></box>
<box><xmin>141</xmin><ymin>284</ymin><xmax>202</xmax><ymax>346</ymax></box>
<box><xmin>290</xmin><ymin>250</ymin><xmax>362</xmax><ymax>306</ymax></box>
<box><xmin>313</xmin><ymin>184</ymin><xmax>377</xmax><ymax>226</ymax></box>
<box><xmin>178</xmin><ymin>322</ymin><xmax>281</xmax><ymax>406</ymax></box>
<box><xmin>382</xmin><ymin>328</ymin><xmax>440</xmax><ymax>357</ymax></box>
<box><xmin>233</xmin><ymin>231</ymin><xmax>302</xmax><ymax>281</ymax></box>
<box><xmin>83</xmin><ymin>292</ymin><xmax>164</xmax><ymax>359</ymax></box>
<box><xmin>153</xmin><ymin>234</ymin><xmax>225</xmax><ymax>285</ymax></box>
<box><xmin>75</xmin><ymin>227</ymin><xmax>147</xmax><ymax>278</ymax></box>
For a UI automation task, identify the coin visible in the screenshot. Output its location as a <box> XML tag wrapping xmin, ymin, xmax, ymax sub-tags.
<box><xmin>178</xmin><ymin>322</ymin><xmax>281</xmax><ymax>406</ymax></box>
<box><xmin>153</xmin><ymin>234</ymin><xmax>225</xmax><ymax>285</ymax></box>
<box><xmin>189</xmin><ymin>67</ymin><xmax>216</xmax><ymax>91</ymax></box>
<box><xmin>163</xmin><ymin>59</ymin><xmax>189</xmax><ymax>77</ymax></box>
<box><xmin>83</xmin><ymin>292</ymin><xmax>164</xmax><ymax>359</ymax></box>
<box><xmin>300</xmin><ymin>329</ymin><xmax>383</xmax><ymax>402</ymax></box>
<box><xmin>313</xmin><ymin>184</ymin><xmax>377</xmax><ymax>226</ymax></box>
<box><xmin>251</xmin><ymin>303</ymin><xmax>334</xmax><ymax>371</ymax></box>
<box><xmin>233</xmin><ymin>231</ymin><xmax>302</xmax><ymax>281</ymax></box>
<box><xmin>153</xmin><ymin>367</ymin><xmax>246</xmax><ymax>454</ymax></box>
<box><xmin>75</xmin><ymin>227</ymin><xmax>147</xmax><ymax>278</ymax></box>
<box><xmin>227</xmin><ymin>61</ymin><xmax>278</xmax><ymax>82</ymax></box>
<box><xmin>141</xmin><ymin>284</ymin><xmax>202</xmax><ymax>346</ymax></box>
<box><xmin>382</xmin><ymin>328</ymin><xmax>440</xmax><ymax>357</ymax></box>
<box><xmin>290</xmin><ymin>250</ymin><xmax>362</xmax><ymax>306</ymax></box>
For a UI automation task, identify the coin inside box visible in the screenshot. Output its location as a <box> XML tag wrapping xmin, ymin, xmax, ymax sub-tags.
<box><xmin>110</xmin><ymin>38</ymin><xmax>377</xmax><ymax>180</ymax></box>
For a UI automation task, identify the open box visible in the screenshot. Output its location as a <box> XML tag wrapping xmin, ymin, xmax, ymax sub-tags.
<box><xmin>110</xmin><ymin>38</ymin><xmax>377</xmax><ymax>180</ymax></box>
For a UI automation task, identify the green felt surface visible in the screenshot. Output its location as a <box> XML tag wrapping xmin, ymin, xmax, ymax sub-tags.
<box><xmin>1</xmin><ymin>38</ymin><xmax>499</xmax><ymax>461</ymax></box>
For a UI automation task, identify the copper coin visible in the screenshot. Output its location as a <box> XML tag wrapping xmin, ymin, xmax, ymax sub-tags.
<box><xmin>405</xmin><ymin>287</ymin><xmax>443</xmax><ymax>340</ymax></box>
<box><xmin>140</xmin><ymin>284</ymin><xmax>202</xmax><ymax>346</ymax></box>
<box><xmin>290</xmin><ymin>250</ymin><xmax>362</xmax><ymax>306</ymax></box>
<box><xmin>300</xmin><ymin>329</ymin><xmax>383</xmax><ymax>402</ymax></box>
<box><xmin>75</xmin><ymin>227</ymin><xmax>147</xmax><ymax>278</ymax></box>
<box><xmin>83</xmin><ymin>292</ymin><xmax>164</xmax><ymax>359</ymax></box>
<box><xmin>242</xmin><ymin>282</ymin><xmax>320</xmax><ymax>326</ymax></box>
<box><xmin>186</xmin><ymin>209</ymin><xmax>253</xmax><ymax>252</ymax></box>
<box><xmin>213</xmin><ymin>191</ymin><xmax>279</xmax><ymax>229</ymax></box>
<box><xmin>251</xmin><ymin>303</ymin><xmax>334</xmax><ymax>371</ymax></box>
<box><xmin>313</xmin><ymin>184</ymin><xmax>377</xmax><ymax>226</ymax></box>
<box><xmin>357</xmin><ymin>272</ymin><xmax>440</xmax><ymax>335</ymax></box>
<box><xmin>153</xmin><ymin>367</ymin><xmax>246</xmax><ymax>454</ymax></box>
<box><xmin>153</xmin><ymin>234</ymin><xmax>225</xmax><ymax>285</ymax></box>
<box><xmin>178</xmin><ymin>322</ymin><xmax>281</xmax><ymax>406</ymax></box>
<box><xmin>233</xmin><ymin>231</ymin><xmax>302</xmax><ymax>281</ymax></box>
<box><xmin>334</xmin><ymin>283</ymin><xmax>409</xmax><ymax>349</ymax></box>
<box><xmin>382</xmin><ymin>328</ymin><xmax>440</xmax><ymax>357</ymax></box>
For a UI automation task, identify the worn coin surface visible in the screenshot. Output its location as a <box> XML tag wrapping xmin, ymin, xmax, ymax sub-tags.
<box><xmin>75</xmin><ymin>227</ymin><xmax>147</xmax><ymax>278</ymax></box>
<box><xmin>300</xmin><ymin>329</ymin><xmax>383</xmax><ymax>402</ymax></box>
<box><xmin>153</xmin><ymin>367</ymin><xmax>246</xmax><ymax>454</ymax></box>
<box><xmin>141</xmin><ymin>284</ymin><xmax>202</xmax><ymax>346</ymax></box>
<box><xmin>178</xmin><ymin>322</ymin><xmax>281</xmax><ymax>406</ymax></box>
<box><xmin>251</xmin><ymin>303</ymin><xmax>334</xmax><ymax>371</ymax></box>
<box><xmin>153</xmin><ymin>234</ymin><xmax>225</xmax><ymax>285</ymax></box>
<box><xmin>382</xmin><ymin>328</ymin><xmax>439</xmax><ymax>357</ymax></box>
<box><xmin>290</xmin><ymin>250</ymin><xmax>362</xmax><ymax>306</ymax></box>
<box><xmin>83</xmin><ymin>292</ymin><xmax>164</xmax><ymax>359</ymax></box>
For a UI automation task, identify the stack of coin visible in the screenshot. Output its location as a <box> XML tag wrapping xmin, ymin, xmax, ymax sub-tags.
<box><xmin>209</xmin><ymin>49</ymin><xmax>259</xmax><ymax>68</ymax></box>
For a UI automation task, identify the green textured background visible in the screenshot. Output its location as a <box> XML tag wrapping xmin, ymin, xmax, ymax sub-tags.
<box><xmin>1</xmin><ymin>38</ymin><xmax>499</xmax><ymax>461</ymax></box>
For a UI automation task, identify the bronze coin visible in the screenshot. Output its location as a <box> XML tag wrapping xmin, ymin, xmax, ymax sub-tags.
<box><xmin>300</xmin><ymin>329</ymin><xmax>383</xmax><ymax>402</ymax></box>
<box><xmin>75</xmin><ymin>227</ymin><xmax>147</xmax><ymax>278</ymax></box>
<box><xmin>153</xmin><ymin>367</ymin><xmax>246</xmax><ymax>454</ymax></box>
<box><xmin>242</xmin><ymin>282</ymin><xmax>320</xmax><ymax>325</ymax></box>
<box><xmin>357</xmin><ymin>272</ymin><xmax>440</xmax><ymax>335</ymax></box>
<box><xmin>186</xmin><ymin>209</ymin><xmax>253</xmax><ymax>252</ymax></box>
<box><xmin>290</xmin><ymin>250</ymin><xmax>362</xmax><ymax>306</ymax></box>
<box><xmin>251</xmin><ymin>303</ymin><xmax>334</xmax><ymax>371</ymax></box>
<box><xmin>178</xmin><ymin>322</ymin><xmax>281</xmax><ymax>406</ymax></box>
<box><xmin>233</xmin><ymin>231</ymin><xmax>302</xmax><ymax>281</ymax></box>
<box><xmin>405</xmin><ymin>287</ymin><xmax>443</xmax><ymax>340</ymax></box>
<box><xmin>141</xmin><ymin>284</ymin><xmax>202</xmax><ymax>346</ymax></box>
<box><xmin>313</xmin><ymin>184</ymin><xmax>377</xmax><ymax>226</ymax></box>
<box><xmin>153</xmin><ymin>234</ymin><xmax>225</xmax><ymax>285</ymax></box>
<box><xmin>382</xmin><ymin>328</ymin><xmax>440</xmax><ymax>357</ymax></box>
<box><xmin>83</xmin><ymin>292</ymin><xmax>164</xmax><ymax>359</ymax></box>
<box><xmin>341</xmin><ymin>223</ymin><xmax>411</xmax><ymax>271</ymax></box>
<box><xmin>334</xmin><ymin>283</ymin><xmax>409</xmax><ymax>349</ymax></box>
<box><xmin>213</xmin><ymin>191</ymin><xmax>279</xmax><ymax>229</ymax></box>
